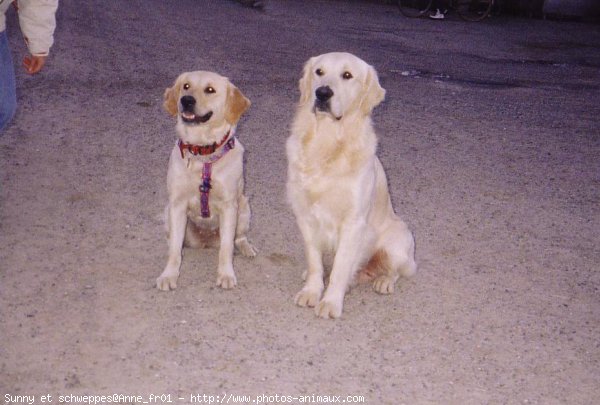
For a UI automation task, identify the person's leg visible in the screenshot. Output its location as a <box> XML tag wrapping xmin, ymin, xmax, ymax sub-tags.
<box><xmin>0</xmin><ymin>30</ymin><xmax>17</xmax><ymax>132</ymax></box>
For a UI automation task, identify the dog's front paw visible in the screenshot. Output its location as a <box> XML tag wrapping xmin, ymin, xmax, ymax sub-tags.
<box><xmin>236</xmin><ymin>238</ymin><xmax>257</xmax><ymax>258</ymax></box>
<box><xmin>373</xmin><ymin>275</ymin><xmax>396</xmax><ymax>295</ymax></box>
<box><xmin>315</xmin><ymin>299</ymin><xmax>343</xmax><ymax>319</ymax></box>
<box><xmin>156</xmin><ymin>273</ymin><xmax>179</xmax><ymax>291</ymax></box>
<box><xmin>294</xmin><ymin>288</ymin><xmax>321</xmax><ymax>308</ymax></box>
<box><xmin>216</xmin><ymin>272</ymin><xmax>237</xmax><ymax>289</ymax></box>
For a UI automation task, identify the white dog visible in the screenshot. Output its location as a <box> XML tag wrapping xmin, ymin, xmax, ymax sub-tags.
<box><xmin>157</xmin><ymin>71</ymin><xmax>256</xmax><ymax>291</ymax></box>
<box><xmin>286</xmin><ymin>52</ymin><xmax>416</xmax><ymax>318</ymax></box>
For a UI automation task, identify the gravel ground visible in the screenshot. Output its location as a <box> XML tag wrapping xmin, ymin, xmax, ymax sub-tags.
<box><xmin>1</xmin><ymin>1</ymin><xmax>599</xmax><ymax>404</ymax></box>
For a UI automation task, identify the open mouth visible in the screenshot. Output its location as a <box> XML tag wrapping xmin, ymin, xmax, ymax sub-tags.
<box><xmin>181</xmin><ymin>111</ymin><xmax>213</xmax><ymax>124</ymax></box>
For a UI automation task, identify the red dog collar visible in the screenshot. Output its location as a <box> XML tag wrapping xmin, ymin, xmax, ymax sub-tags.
<box><xmin>177</xmin><ymin>130</ymin><xmax>231</xmax><ymax>158</ymax></box>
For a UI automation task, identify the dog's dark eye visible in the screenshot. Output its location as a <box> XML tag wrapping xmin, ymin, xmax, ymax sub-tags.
<box><xmin>205</xmin><ymin>86</ymin><xmax>216</xmax><ymax>94</ymax></box>
<box><xmin>183</xmin><ymin>83</ymin><xmax>190</xmax><ymax>90</ymax></box>
<box><xmin>342</xmin><ymin>71</ymin><xmax>353</xmax><ymax>80</ymax></box>
<box><xmin>315</xmin><ymin>68</ymin><xmax>324</xmax><ymax>76</ymax></box>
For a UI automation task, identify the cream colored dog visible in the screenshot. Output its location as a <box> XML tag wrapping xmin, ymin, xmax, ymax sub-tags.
<box><xmin>157</xmin><ymin>71</ymin><xmax>256</xmax><ymax>291</ymax></box>
<box><xmin>286</xmin><ymin>52</ymin><xmax>416</xmax><ymax>319</ymax></box>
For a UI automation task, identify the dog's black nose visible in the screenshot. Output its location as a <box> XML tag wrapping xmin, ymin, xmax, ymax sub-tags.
<box><xmin>180</xmin><ymin>95</ymin><xmax>196</xmax><ymax>110</ymax></box>
<box><xmin>315</xmin><ymin>86</ymin><xmax>333</xmax><ymax>102</ymax></box>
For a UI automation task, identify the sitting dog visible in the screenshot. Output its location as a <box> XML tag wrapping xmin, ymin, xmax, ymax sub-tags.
<box><xmin>157</xmin><ymin>71</ymin><xmax>256</xmax><ymax>291</ymax></box>
<box><xmin>286</xmin><ymin>53</ymin><xmax>417</xmax><ymax>318</ymax></box>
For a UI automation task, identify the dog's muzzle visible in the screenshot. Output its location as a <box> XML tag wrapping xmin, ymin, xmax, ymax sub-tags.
<box><xmin>180</xmin><ymin>95</ymin><xmax>213</xmax><ymax>124</ymax></box>
<box><xmin>314</xmin><ymin>86</ymin><xmax>333</xmax><ymax>113</ymax></box>
<box><xmin>313</xmin><ymin>86</ymin><xmax>341</xmax><ymax>120</ymax></box>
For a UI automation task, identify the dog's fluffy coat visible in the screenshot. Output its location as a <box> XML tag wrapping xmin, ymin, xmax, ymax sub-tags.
<box><xmin>286</xmin><ymin>52</ymin><xmax>416</xmax><ymax>318</ymax></box>
<box><xmin>157</xmin><ymin>71</ymin><xmax>256</xmax><ymax>291</ymax></box>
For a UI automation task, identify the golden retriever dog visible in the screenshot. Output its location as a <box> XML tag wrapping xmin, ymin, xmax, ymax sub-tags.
<box><xmin>286</xmin><ymin>52</ymin><xmax>416</xmax><ymax>318</ymax></box>
<box><xmin>157</xmin><ymin>71</ymin><xmax>256</xmax><ymax>291</ymax></box>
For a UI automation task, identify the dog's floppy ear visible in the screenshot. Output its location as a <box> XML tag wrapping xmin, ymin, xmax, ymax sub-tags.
<box><xmin>225</xmin><ymin>84</ymin><xmax>251</xmax><ymax>125</ymax></box>
<box><xmin>360</xmin><ymin>65</ymin><xmax>386</xmax><ymax>115</ymax></box>
<box><xmin>163</xmin><ymin>83</ymin><xmax>179</xmax><ymax>117</ymax></box>
<box><xmin>298</xmin><ymin>56</ymin><xmax>315</xmax><ymax>105</ymax></box>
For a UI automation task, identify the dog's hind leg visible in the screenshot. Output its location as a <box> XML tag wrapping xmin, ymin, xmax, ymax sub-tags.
<box><xmin>372</xmin><ymin>218</ymin><xmax>416</xmax><ymax>295</ymax></box>
<box><xmin>183</xmin><ymin>222</ymin><xmax>220</xmax><ymax>249</ymax></box>
<box><xmin>234</xmin><ymin>194</ymin><xmax>257</xmax><ymax>257</ymax></box>
<box><xmin>184</xmin><ymin>222</ymin><xmax>204</xmax><ymax>248</ymax></box>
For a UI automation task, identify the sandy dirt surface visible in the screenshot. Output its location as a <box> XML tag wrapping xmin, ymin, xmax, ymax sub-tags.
<box><xmin>1</xmin><ymin>1</ymin><xmax>599</xmax><ymax>404</ymax></box>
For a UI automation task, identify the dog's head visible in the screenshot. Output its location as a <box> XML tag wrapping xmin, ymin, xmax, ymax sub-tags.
<box><xmin>298</xmin><ymin>52</ymin><xmax>385</xmax><ymax>121</ymax></box>
<box><xmin>164</xmin><ymin>71</ymin><xmax>250</xmax><ymax>138</ymax></box>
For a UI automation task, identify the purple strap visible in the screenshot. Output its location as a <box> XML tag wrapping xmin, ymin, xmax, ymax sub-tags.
<box><xmin>197</xmin><ymin>137</ymin><xmax>236</xmax><ymax>218</ymax></box>
<box><xmin>200</xmin><ymin>163</ymin><xmax>212</xmax><ymax>218</ymax></box>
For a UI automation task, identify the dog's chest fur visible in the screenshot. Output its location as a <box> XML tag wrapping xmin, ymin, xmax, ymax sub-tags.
<box><xmin>289</xmin><ymin>133</ymin><xmax>373</xmax><ymax>239</ymax></box>
<box><xmin>168</xmin><ymin>152</ymin><xmax>235</xmax><ymax>226</ymax></box>
<box><xmin>295</xmin><ymin>123</ymin><xmax>373</xmax><ymax>198</ymax></box>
